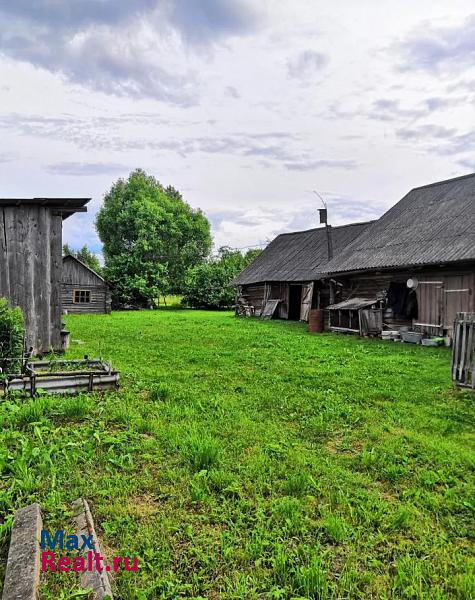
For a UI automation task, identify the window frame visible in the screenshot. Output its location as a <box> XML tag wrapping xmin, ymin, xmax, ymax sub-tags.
<box><xmin>73</xmin><ymin>289</ymin><xmax>91</xmax><ymax>304</ymax></box>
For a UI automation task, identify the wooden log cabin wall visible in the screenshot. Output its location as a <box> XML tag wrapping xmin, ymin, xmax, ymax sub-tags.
<box><xmin>238</xmin><ymin>281</ymin><xmax>314</xmax><ymax>321</ymax></box>
<box><xmin>61</xmin><ymin>255</ymin><xmax>111</xmax><ymax>314</ymax></box>
<box><xmin>325</xmin><ymin>266</ymin><xmax>475</xmax><ymax>336</ymax></box>
<box><xmin>234</xmin><ymin>222</ymin><xmax>371</xmax><ymax>322</ymax></box>
<box><xmin>316</xmin><ymin>173</ymin><xmax>475</xmax><ymax>339</ymax></box>
<box><xmin>235</xmin><ymin>174</ymin><xmax>475</xmax><ymax>337</ymax></box>
<box><xmin>0</xmin><ymin>198</ymin><xmax>90</xmax><ymax>354</ymax></box>
<box><xmin>412</xmin><ymin>268</ymin><xmax>475</xmax><ymax>336</ymax></box>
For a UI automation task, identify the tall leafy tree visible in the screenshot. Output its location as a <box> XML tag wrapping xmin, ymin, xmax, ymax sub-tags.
<box><xmin>63</xmin><ymin>244</ymin><xmax>102</xmax><ymax>275</ymax></box>
<box><xmin>96</xmin><ymin>169</ymin><xmax>211</xmax><ymax>307</ymax></box>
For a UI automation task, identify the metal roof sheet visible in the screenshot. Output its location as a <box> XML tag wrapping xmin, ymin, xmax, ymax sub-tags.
<box><xmin>322</xmin><ymin>173</ymin><xmax>475</xmax><ymax>273</ymax></box>
<box><xmin>327</xmin><ymin>297</ymin><xmax>378</xmax><ymax>310</ymax></box>
<box><xmin>234</xmin><ymin>221</ymin><xmax>372</xmax><ymax>285</ymax></box>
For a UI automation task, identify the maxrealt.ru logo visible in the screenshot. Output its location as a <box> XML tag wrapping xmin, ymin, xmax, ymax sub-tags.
<box><xmin>40</xmin><ymin>530</ymin><xmax>138</xmax><ymax>573</ymax></box>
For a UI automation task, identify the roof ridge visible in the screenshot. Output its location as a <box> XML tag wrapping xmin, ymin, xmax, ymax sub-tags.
<box><xmin>410</xmin><ymin>172</ymin><xmax>475</xmax><ymax>192</ymax></box>
<box><xmin>276</xmin><ymin>219</ymin><xmax>375</xmax><ymax>237</ymax></box>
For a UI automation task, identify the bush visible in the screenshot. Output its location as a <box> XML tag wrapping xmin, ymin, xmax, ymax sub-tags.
<box><xmin>183</xmin><ymin>246</ymin><xmax>262</xmax><ymax>309</ymax></box>
<box><xmin>0</xmin><ymin>298</ymin><xmax>24</xmax><ymax>376</ymax></box>
<box><xmin>183</xmin><ymin>262</ymin><xmax>235</xmax><ymax>309</ymax></box>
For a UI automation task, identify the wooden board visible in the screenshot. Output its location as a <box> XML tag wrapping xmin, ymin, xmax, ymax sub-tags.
<box><xmin>360</xmin><ymin>308</ymin><xmax>383</xmax><ymax>335</ymax></box>
<box><xmin>452</xmin><ymin>312</ymin><xmax>475</xmax><ymax>389</ymax></box>
<box><xmin>261</xmin><ymin>299</ymin><xmax>280</xmax><ymax>320</ymax></box>
<box><xmin>73</xmin><ymin>498</ymin><xmax>113</xmax><ymax>599</ymax></box>
<box><xmin>300</xmin><ymin>282</ymin><xmax>314</xmax><ymax>321</ymax></box>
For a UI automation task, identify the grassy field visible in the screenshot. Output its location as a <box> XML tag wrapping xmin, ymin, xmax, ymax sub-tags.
<box><xmin>0</xmin><ymin>310</ymin><xmax>474</xmax><ymax>599</ymax></box>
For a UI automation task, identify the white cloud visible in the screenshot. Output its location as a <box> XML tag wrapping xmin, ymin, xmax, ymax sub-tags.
<box><xmin>0</xmin><ymin>0</ymin><xmax>474</xmax><ymax>254</ymax></box>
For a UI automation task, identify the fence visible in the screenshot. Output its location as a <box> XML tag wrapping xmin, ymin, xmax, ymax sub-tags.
<box><xmin>452</xmin><ymin>313</ymin><xmax>475</xmax><ymax>390</ymax></box>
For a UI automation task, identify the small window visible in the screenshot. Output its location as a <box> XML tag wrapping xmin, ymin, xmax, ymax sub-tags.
<box><xmin>73</xmin><ymin>290</ymin><xmax>91</xmax><ymax>303</ymax></box>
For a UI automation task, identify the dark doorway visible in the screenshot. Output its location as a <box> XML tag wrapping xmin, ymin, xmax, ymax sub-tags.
<box><xmin>288</xmin><ymin>284</ymin><xmax>302</xmax><ymax>320</ymax></box>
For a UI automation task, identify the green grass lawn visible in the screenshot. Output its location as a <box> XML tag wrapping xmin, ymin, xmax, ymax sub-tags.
<box><xmin>0</xmin><ymin>310</ymin><xmax>474</xmax><ymax>599</ymax></box>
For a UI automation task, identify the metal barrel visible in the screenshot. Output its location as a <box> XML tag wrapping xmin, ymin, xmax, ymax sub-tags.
<box><xmin>308</xmin><ymin>308</ymin><xmax>324</xmax><ymax>333</ymax></box>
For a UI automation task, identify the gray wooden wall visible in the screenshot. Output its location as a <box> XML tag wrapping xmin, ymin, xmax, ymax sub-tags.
<box><xmin>61</xmin><ymin>256</ymin><xmax>111</xmax><ymax>314</ymax></box>
<box><xmin>336</xmin><ymin>266</ymin><xmax>475</xmax><ymax>335</ymax></box>
<box><xmin>0</xmin><ymin>206</ymin><xmax>62</xmax><ymax>353</ymax></box>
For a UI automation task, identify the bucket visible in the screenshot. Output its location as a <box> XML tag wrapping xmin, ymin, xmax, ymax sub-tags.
<box><xmin>308</xmin><ymin>309</ymin><xmax>324</xmax><ymax>333</ymax></box>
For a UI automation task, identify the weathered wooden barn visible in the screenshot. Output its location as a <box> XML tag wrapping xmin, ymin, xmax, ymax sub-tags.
<box><xmin>0</xmin><ymin>198</ymin><xmax>90</xmax><ymax>353</ymax></box>
<box><xmin>61</xmin><ymin>255</ymin><xmax>111</xmax><ymax>314</ymax></box>
<box><xmin>234</xmin><ymin>221</ymin><xmax>371</xmax><ymax>320</ymax></box>
<box><xmin>321</xmin><ymin>173</ymin><xmax>475</xmax><ymax>337</ymax></box>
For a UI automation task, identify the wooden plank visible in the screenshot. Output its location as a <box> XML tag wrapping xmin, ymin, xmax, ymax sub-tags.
<box><xmin>330</xmin><ymin>326</ymin><xmax>360</xmax><ymax>333</ymax></box>
<box><xmin>454</xmin><ymin>319</ymin><xmax>460</xmax><ymax>379</ymax></box>
<box><xmin>2</xmin><ymin>503</ymin><xmax>42</xmax><ymax>600</ymax></box>
<box><xmin>299</xmin><ymin>282</ymin><xmax>313</xmax><ymax>321</ymax></box>
<box><xmin>459</xmin><ymin>321</ymin><xmax>467</xmax><ymax>381</ymax></box>
<box><xmin>6</xmin><ymin>374</ymin><xmax>119</xmax><ymax>395</ymax></box>
<box><xmin>261</xmin><ymin>299</ymin><xmax>280</xmax><ymax>320</ymax></box>
<box><xmin>466</xmin><ymin>321</ymin><xmax>474</xmax><ymax>387</ymax></box>
<box><xmin>34</xmin><ymin>206</ymin><xmax>47</xmax><ymax>352</ymax></box>
<box><xmin>452</xmin><ymin>313</ymin><xmax>475</xmax><ymax>389</ymax></box>
<box><xmin>49</xmin><ymin>214</ymin><xmax>62</xmax><ymax>350</ymax></box>
<box><xmin>72</xmin><ymin>498</ymin><xmax>113</xmax><ymax>600</ymax></box>
<box><xmin>0</xmin><ymin>208</ymin><xmax>11</xmax><ymax>298</ymax></box>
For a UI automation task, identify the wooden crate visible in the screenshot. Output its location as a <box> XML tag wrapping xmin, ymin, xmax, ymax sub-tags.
<box><xmin>452</xmin><ymin>313</ymin><xmax>475</xmax><ymax>390</ymax></box>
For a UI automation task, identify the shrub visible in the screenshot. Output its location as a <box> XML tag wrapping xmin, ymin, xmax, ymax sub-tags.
<box><xmin>183</xmin><ymin>262</ymin><xmax>234</xmax><ymax>309</ymax></box>
<box><xmin>0</xmin><ymin>298</ymin><xmax>24</xmax><ymax>377</ymax></box>
<box><xmin>183</xmin><ymin>246</ymin><xmax>262</xmax><ymax>309</ymax></box>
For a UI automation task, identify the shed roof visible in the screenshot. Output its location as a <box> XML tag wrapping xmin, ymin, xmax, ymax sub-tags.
<box><xmin>327</xmin><ymin>297</ymin><xmax>378</xmax><ymax>310</ymax></box>
<box><xmin>234</xmin><ymin>221</ymin><xmax>372</xmax><ymax>285</ymax></box>
<box><xmin>322</xmin><ymin>172</ymin><xmax>475</xmax><ymax>274</ymax></box>
<box><xmin>0</xmin><ymin>198</ymin><xmax>90</xmax><ymax>219</ymax></box>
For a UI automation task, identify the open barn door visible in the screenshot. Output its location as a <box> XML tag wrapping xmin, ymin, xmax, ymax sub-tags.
<box><xmin>300</xmin><ymin>282</ymin><xmax>314</xmax><ymax>321</ymax></box>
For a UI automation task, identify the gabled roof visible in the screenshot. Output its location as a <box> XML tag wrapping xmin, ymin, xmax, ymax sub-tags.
<box><xmin>0</xmin><ymin>198</ymin><xmax>90</xmax><ymax>219</ymax></box>
<box><xmin>62</xmin><ymin>254</ymin><xmax>107</xmax><ymax>284</ymax></box>
<box><xmin>322</xmin><ymin>173</ymin><xmax>475</xmax><ymax>274</ymax></box>
<box><xmin>234</xmin><ymin>221</ymin><xmax>372</xmax><ymax>285</ymax></box>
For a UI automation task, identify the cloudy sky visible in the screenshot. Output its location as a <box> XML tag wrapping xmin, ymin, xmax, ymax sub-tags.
<box><xmin>0</xmin><ymin>1</ymin><xmax>474</xmax><ymax>256</ymax></box>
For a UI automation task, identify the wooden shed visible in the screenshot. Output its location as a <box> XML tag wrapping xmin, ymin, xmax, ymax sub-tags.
<box><xmin>61</xmin><ymin>255</ymin><xmax>111</xmax><ymax>314</ymax></box>
<box><xmin>233</xmin><ymin>222</ymin><xmax>371</xmax><ymax>320</ymax></box>
<box><xmin>0</xmin><ymin>198</ymin><xmax>90</xmax><ymax>353</ymax></box>
<box><xmin>320</xmin><ymin>173</ymin><xmax>475</xmax><ymax>338</ymax></box>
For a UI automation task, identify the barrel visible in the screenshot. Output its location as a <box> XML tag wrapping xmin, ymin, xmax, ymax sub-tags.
<box><xmin>308</xmin><ymin>308</ymin><xmax>324</xmax><ymax>333</ymax></box>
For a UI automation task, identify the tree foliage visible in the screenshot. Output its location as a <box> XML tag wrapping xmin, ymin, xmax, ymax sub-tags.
<box><xmin>95</xmin><ymin>169</ymin><xmax>212</xmax><ymax>307</ymax></box>
<box><xmin>183</xmin><ymin>247</ymin><xmax>262</xmax><ymax>309</ymax></box>
<box><xmin>0</xmin><ymin>298</ymin><xmax>24</xmax><ymax>376</ymax></box>
<box><xmin>63</xmin><ymin>244</ymin><xmax>102</xmax><ymax>275</ymax></box>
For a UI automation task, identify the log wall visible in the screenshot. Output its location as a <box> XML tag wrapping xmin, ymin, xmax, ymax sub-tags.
<box><xmin>61</xmin><ymin>284</ymin><xmax>111</xmax><ymax>314</ymax></box>
<box><xmin>61</xmin><ymin>256</ymin><xmax>111</xmax><ymax>314</ymax></box>
<box><xmin>331</xmin><ymin>266</ymin><xmax>475</xmax><ymax>335</ymax></box>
